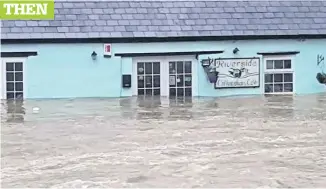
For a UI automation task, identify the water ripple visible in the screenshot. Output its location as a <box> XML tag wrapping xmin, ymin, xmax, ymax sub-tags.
<box><xmin>1</xmin><ymin>94</ymin><xmax>326</xmax><ymax>188</ymax></box>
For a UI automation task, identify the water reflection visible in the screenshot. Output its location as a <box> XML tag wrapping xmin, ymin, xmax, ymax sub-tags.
<box><xmin>118</xmin><ymin>96</ymin><xmax>195</xmax><ymax>120</ymax></box>
<box><xmin>168</xmin><ymin>97</ymin><xmax>193</xmax><ymax>120</ymax></box>
<box><xmin>2</xmin><ymin>100</ymin><xmax>25</xmax><ymax>123</ymax></box>
<box><xmin>1</xmin><ymin>94</ymin><xmax>326</xmax><ymax>188</ymax></box>
<box><xmin>1</xmin><ymin>94</ymin><xmax>325</xmax><ymax>123</ymax></box>
<box><xmin>136</xmin><ymin>96</ymin><xmax>163</xmax><ymax>120</ymax></box>
<box><xmin>264</xmin><ymin>95</ymin><xmax>294</xmax><ymax>119</ymax></box>
<box><xmin>119</xmin><ymin>98</ymin><xmax>135</xmax><ymax>119</ymax></box>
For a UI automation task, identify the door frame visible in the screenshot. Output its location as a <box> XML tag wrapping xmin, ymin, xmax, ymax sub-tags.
<box><xmin>1</xmin><ymin>58</ymin><xmax>27</xmax><ymax>100</ymax></box>
<box><xmin>132</xmin><ymin>55</ymin><xmax>198</xmax><ymax>97</ymax></box>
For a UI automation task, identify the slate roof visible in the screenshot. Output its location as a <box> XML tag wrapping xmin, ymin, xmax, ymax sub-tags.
<box><xmin>1</xmin><ymin>1</ymin><xmax>326</xmax><ymax>40</ymax></box>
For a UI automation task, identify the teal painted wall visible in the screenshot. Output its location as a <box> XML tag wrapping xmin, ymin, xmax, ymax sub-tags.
<box><xmin>2</xmin><ymin>38</ymin><xmax>325</xmax><ymax>99</ymax></box>
<box><xmin>24</xmin><ymin>44</ymin><xmax>123</xmax><ymax>98</ymax></box>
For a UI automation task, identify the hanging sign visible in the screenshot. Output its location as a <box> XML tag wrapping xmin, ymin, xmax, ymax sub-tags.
<box><xmin>204</xmin><ymin>57</ymin><xmax>260</xmax><ymax>88</ymax></box>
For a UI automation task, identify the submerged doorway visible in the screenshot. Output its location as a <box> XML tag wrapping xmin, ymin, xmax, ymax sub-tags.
<box><xmin>132</xmin><ymin>56</ymin><xmax>197</xmax><ymax>97</ymax></box>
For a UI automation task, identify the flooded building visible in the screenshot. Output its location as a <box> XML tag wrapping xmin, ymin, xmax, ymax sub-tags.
<box><xmin>1</xmin><ymin>1</ymin><xmax>326</xmax><ymax>99</ymax></box>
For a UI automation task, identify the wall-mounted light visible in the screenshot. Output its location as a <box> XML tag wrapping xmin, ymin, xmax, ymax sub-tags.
<box><xmin>91</xmin><ymin>51</ymin><xmax>97</xmax><ymax>60</ymax></box>
<box><xmin>233</xmin><ymin>48</ymin><xmax>239</xmax><ymax>54</ymax></box>
<box><xmin>201</xmin><ymin>58</ymin><xmax>211</xmax><ymax>68</ymax></box>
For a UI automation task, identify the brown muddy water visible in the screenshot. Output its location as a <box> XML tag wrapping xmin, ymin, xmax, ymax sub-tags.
<box><xmin>1</xmin><ymin>94</ymin><xmax>326</xmax><ymax>188</ymax></box>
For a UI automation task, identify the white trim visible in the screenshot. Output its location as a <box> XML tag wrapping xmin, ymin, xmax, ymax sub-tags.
<box><xmin>161</xmin><ymin>60</ymin><xmax>169</xmax><ymax>96</ymax></box>
<box><xmin>132</xmin><ymin>60</ymin><xmax>137</xmax><ymax>96</ymax></box>
<box><xmin>132</xmin><ymin>55</ymin><xmax>197</xmax><ymax>97</ymax></box>
<box><xmin>265</xmin><ymin>92</ymin><xmax>294</xmax><ymax>95</ymax></box>
<box><xmin>1</xmin><ymin>58</ymin><xmax>27</xmax><ymax>99</ymax></box>
<box><xmin>132</xmin><ymin>56</ymin><xmax>167</xmax><ymax>96</ymax></box>
<box><xmin>192</xmin><ymin>58</ymin><xmax>199</xmax><ymax>96</ymax></box>
<box><xmin>262</xmin><ymin>55</ymin><xmax>295</xmax><ymax>95</ymax></box>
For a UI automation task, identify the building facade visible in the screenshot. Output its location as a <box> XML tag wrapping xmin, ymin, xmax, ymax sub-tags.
<box><xmin>1</xmin><ymin>1</ymin><xmax>326</xmax><ymax>99</ymax></box>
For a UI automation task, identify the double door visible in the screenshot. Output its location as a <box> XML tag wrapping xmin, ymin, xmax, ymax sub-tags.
<box><xmin>133</xmin><ymin>56</ymin><xmax>196</xmax><ymax>97</ymax></box>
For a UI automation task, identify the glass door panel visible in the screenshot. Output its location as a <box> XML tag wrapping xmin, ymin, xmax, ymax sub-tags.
<box><xmin>169</xmin><ymin>61</ymin><xmax>192</xmax><ymax>97</ymax></box>
<box><xmin>137</xmin><ymin>62</ymin><xmax>161</xmax><ymax>96</ymax></box>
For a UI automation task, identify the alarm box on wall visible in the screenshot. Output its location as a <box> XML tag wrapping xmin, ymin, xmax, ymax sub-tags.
<box><xmin>103</xmin><ymin>44</ymin><xmax>112</xmax><ymax>57</ymax></box>
<box><xmin>122</xmin><ymin>74</ymin><xmax>131</xmax><ymax>88</ymax></box>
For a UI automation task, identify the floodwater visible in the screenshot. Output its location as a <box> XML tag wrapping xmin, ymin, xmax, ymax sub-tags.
<box><xmin>1</xmin><ymin>94</ymin><xmax>326</xmax><ymax>188</ymax></box>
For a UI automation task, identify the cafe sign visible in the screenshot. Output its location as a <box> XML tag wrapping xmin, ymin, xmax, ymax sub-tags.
<box><xmin>209</xmin><ymin>57</ymin><xmax>260</xmax><ymax>88</ymax></box>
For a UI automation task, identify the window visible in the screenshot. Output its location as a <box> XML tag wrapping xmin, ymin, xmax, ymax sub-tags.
<box><xmin>264</xmin><ymin>57</ymin><xmax>294</xmax><ymax>94</ymax></box>
<box><xmin>5</xmin><ymin>61</ymin><xmax>24</xmax><ymax>99</ymax></box>
<box><xmin>137</xmin><ymin>62</ymin><xmax>161</xmax><ymax>96</ymax></box>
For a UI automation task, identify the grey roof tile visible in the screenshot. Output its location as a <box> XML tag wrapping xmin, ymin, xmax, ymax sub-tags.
<box><xmin>29</xmin><ymin>33</ymin><xmax>41</xmax><ymax>38</ymax></box>
<box><xmin>11</xmin><ymin>27</ymin><xmax>22</xmax><ymax>33</ymax></box>
<box><xmin>73</xmin><ymin>20</ymin><xmax>85</xmax><ymax>26</ymax></box>
<box><xmin>106</xmin><ymin>20</ymin><xmax>118</xmax><ymax>26</ymax></box>
<box><xmin>15</xmin><ymin>21</ymin><xmax>26</xmax><ymax>27</ymax></box>
<box><xmin>103</xmin><ymin>8</ymin><xmax>114</xmax><ymax>14</ymax></box>
<box><xmin>135</xmin><ymin>32</ymin><xmax>147</xmax><ymax>37</ymax></box>
<box><xmin>25</xmin><ymin>21</ymin><xmax>38</xmax><ymax>27</ymax></box>
<box><xmin>61</xmin><ymin>20</ymin><xmax>73</xmax><ymax>26</ymax></box>
<box><xmin>2</xmin><ymin>0</ymin><xmax>326</xmax><ymax>40</ymax></box>
<box><xmin>21</xmin><ymin>27</ymin><xmax>33</xmax><ymax>33</ymax></box>
<box><xmin>45</xmin><ymin>27</ymin><xmax>58</xmax><ymax>33</ymax></box>
<box><xmin>84</xmin><ymin>20</ymin><xmax>95</xmax><ymax>26</ymax></box>
<box><xmin>88</xmin><ymin>32</ymin><xmax>100</xmax><ymax>38</ymax></box>
<box><xmin>69</xmin><ymin>27</ymin><xmax>80</xmax><ymax>32</ymax></box>
<box><xmin>114</xmin><ymin>26</ymin><xmax>126</xmax><ymax>32</ymax></box>
<box><xmin>194</xmin><ymin>2</ymin><xmax>206</xmax><ymax>7</ymax></box>
<box><xmin>118</xmin><ymin>2</ymin><xmax>130</xmax><ymax>8</ymax></box>
<box><xmin>65</xmin><ymin>14</ymin><xmax>77</xmax><ymax>20</ymax></box>
<box><xmin>121</xmin><ymin>32</ymin><xmax>134</xmax><ymax>37</ymax></box>
<box><xmin>99</xmin><ymin>32</ymin><xmax>110</xmax><ymax>38</ymax></box>
<box><xmin>143</xmin><ymin>31</ymin><xmax>156</xmax><ymax>37</ymax></box>
<box><xmin>41</xmin><ymin>33</ymin><xmax>57</xmax><ymax>38</ymax></box>
<box><xmin>103</xmin><ymin>26</ymin><xmax>114</xmax><ymax>32</ymax></box>
<box><xmin>1</xmin><ymin>32</ymin><xmax>8</xmax><ymax>39</ymax></box>
<box><xmin>95</xmin><ymin>20</ymin><xmax>106</xmax><ymax>26</ymax></box>
<box><xmin>224</xmin><ymin>25</ymin><xmax>236</xmax><ymax>30</ymax></box>
<box><xmin>88</xmin><ymin>14</ymin><xmax>99</xmax><ymax>20</ymax></box>
<box><xmin>38</xmin><ymin>21</ymin><xmax>50</xmax><ymax>26</ymax></box>
<box><xmin>34</xmin><ymin>27</ymin><xmax>46</xmax><ymax>33</ymax></box>
<box><xmin>129</xmin><ymin>20</ymin><xmax>140</xmax><ymax>25</ymax></box>
<box><xmin>80</xmin><ymin>9</ymin><xmax>92</xmax><ymax>14</ymax></box>
<box><xmin>91</xmin><ymin>26</ymin><xmax>103</xmax><ymax>32</ymax></box>
<box><xmin>122</xmin><ymin>14</ymin><xmax>133</xmax><ymax>19</ymax></box>
<box><xmin>79</xmin><ymin>26</ymin><xmax>91</xmax><ymax>32</ymax></box>
<box><xmin>58</xmin><ymin>27</ymin><xmax>69</xmax><ymax>33</ymax></box>
<box><xmin>111</xmin><ymin>14</ymin><xmax>122</xmax><ymax>19</ymax></box>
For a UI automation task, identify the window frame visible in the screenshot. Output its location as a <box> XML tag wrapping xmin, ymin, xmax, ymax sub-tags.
<box><xmin>136</xmin><ymin>61</ymin><xmax>161</xmax><ymax>96</ymax></box>
<box><xmin>1</xmin><ymin>58</ymin><xmax>27</xmax><ymax>100</ymax></box>
<box><xmin>167</xmin><ymin>59</ymin><xmax>194</xmax><ymax>97</ymax></box>
<box><xmin>263</xmin><ymin>55</ymin><xmax>295</xmax><ymax>95</ymax></box>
